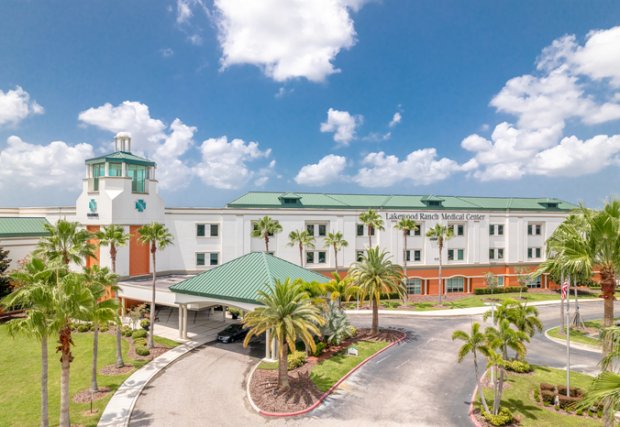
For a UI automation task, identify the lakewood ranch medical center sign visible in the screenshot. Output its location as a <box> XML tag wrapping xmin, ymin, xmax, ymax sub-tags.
<box><xmin>385</xmin><ymin>212</ymin><xmax>486</xmax><ymax>222</ymax></box>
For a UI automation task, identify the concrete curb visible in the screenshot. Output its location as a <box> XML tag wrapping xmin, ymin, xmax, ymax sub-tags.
<box><xmin>468</xmin><ymin>368</ymin><xmax>488</xmax><ymax>427</ymax></box>
<box><xmin>345</xmin><ymin>298</ymin><xmax>602</xmax><ymax>318</ymax></box>
<box><xmin>246</xmin><ymin>331</ymin><xmax>407</xmax><ymax>418</ymax></box>
<box><xmin>543</xmin><ymin>327</ymin><xmax>602</xmax><ymax>354</ymax></box>
<box><xmin>97</xmin><ymin>337</ymin><xmax>211</xmax><ymax>427</ymax></box>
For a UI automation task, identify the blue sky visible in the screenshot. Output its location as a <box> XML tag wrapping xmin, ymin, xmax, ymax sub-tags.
<box><xmin>1</xmin><ymin>0</ymin><xmax>619</xmax><ymax>208</ymax></box>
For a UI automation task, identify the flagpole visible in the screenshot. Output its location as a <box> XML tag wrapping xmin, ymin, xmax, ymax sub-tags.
<box><xmin>566</xmin><ymin>275</ymin><xmax>571</xmax><ymax>396</ymax></box>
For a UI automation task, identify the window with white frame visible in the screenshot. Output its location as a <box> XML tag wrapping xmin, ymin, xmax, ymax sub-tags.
<box><xmin>447</xmin><ymin>248</ymin><xmax>465</xmax><ymax>261</ymax></box>
<box><xmin>306</xmin><ymin>251</ymin><xmax>327</xmax><ymax>264</ymax></box>
<box><xmin>489</xmin><ymin>248</ymin><xmax>504</xmax><ymax>260</ymax></box>
<box><xmin>527</xmin><ymin>223</ymin><xmax>542</xmax><ymax>236</ymax></box>
<box><xmin>405</xmin><ymin>249</ymin><xmax>422</xmax><ymax>262</ymax></box>
<box><xmin>356</xmin><ymin>224</ymin><xmax>374</xmax><ymax>237</ymax></box>
<box><xmin>527</xmin><ymin>247</ymin><xmax>542</xmax><ymax>259</ymax></box>
<box><xmin>356</xmin><ymin>250</ymin><xmax>365</xmax><ymax>261</ymax></box>
<box><xmin>407</xmin><ymin>226</ymin><xmax>422</xmax><ymax>236</ymax></box>
<box><xmin>196</xmin><ymin>223</ymin><xmax>219</xmax><ymax>237</ymax></box>
<box><xmin>489</xmin><ymin>224</ymin><xmax>504</xmax><ymax>236</ymax></box>
<box><xmin>306</xmin><ymin>223</ymin><xmax>327</xmax><ymax>237</ymax></box>
<box><xmin>407</xmin><ymin>278</ymin><xmax>423</xmax><ymax>294</ymax></box>
<box><xmin>196</xmin><ymin>252</ymin><xmax>219</xmax><ymax>267</ymax></box>
<box><xmin>448</xmin><ymin>224</ymin><xmax>465</xmax><ymax>236</ymax></box>
<box><xmin>529</xmin><ymin>275</ymin><xmax>542</xmax><ymax>288</ymax></box>
<box><xmin>446</xmin><ymin>277</ymin><xmax>465</xmax><ymax>293</ymax></box>
<box><xmin>497</xmin><ymin>276</ymin><xmax>505</xmax><ymax>287</ymax></box>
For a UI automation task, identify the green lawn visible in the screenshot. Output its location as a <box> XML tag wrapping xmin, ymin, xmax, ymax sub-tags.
<box><xmin>0</xmin><ymin>324</ymin><xmax>178</xmax><ymax>427</ymax></box>
<box><xmin>310</xmin><ymin>340</ymin><xmax>388</xmax><ymax>392</ymax></box>
<box><xmin>479</xmin><ymin>366</ymin><xmax>601</xmax><ymax>427</ymax></box>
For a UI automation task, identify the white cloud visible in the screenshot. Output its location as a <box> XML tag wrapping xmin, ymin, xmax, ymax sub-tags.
<box><xmin>176</xmin><ymin>0</ymin><xmax>193</xmax><ymax>24</ymax></box>
<box><xmin>0</xmin><ymin>136</ymin><xmax>93</xmax><ymax>189</ymax></box>
<box><xmin>152</xmin><ymin>119</ymin><xmax>196</xmax><ymax>190</ymax></box>
<box><xmin>573</xmin><ymin>26</ymin><xmax>620</xmax><ymax>87</ymax></box>
<box><xmin>160</xmin><ymin>48</ymin><xmax>174</xmax><ymax>58</ymax></box>
<box><xmin>214</xmin><ymin>0</ymin><xmax>364</xmax><ymax>82</ymax></box>
<box><xmin>295</xmin><ymin>154</ymin><xmax>347</xmax><ymax>186</ymax></box>
<box><xmin>320</xmin><ymin>108</ymin><xmax>362</xmax><ymax>146</ymax></box>
<box><xmin>354</xmin><ymin>148</ymin><xmax>462</xmax><ymax>187</ymax></box>
<box><xmin>389</xmin><ymin>112</ymin><xmax>402</xmax><ymax>128</ymax></box>
<box><xmin>193</xmin><ymin>136</ymin><xmax>272</xmax><ymax>189</ymax></box>
<box><xmin>0</xmin><ymin>86</ymin><xmax>44</xmax><ymax>127</ymax></box>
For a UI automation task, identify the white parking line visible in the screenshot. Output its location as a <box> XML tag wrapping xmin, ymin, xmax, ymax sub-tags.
<box><xmin>375</xmin><ymin>354</ymin><xmax>393</xmax><ymax>364</ymax></box>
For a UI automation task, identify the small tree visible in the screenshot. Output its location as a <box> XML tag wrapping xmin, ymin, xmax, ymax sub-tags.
<box><xmin>0</xmin><ymin>246</ymin><xmax>12</xmax><ymax>298</ymax></box>
<box><xmin>426</xmin><ymin>224</ymin><xmax>453</xmax><ymax>304</ymax></box>
<box><xmin>358</xmin><ymin>209</ymin><xmax>385</xmax><ymax>247</ymax></box>
<box><xmin>484</xmin><ymin>272</ymin><xmax>499</xmax><ymax>295</ymax></box>
<box><xmin>321</xmin><ymin>300</ymin><xmax>356</xmax><ymax>346</ymax></box>
<box><xmin>324</xmin><ymin>231</ymin><xmax>348</xmax><ymax>273</ymax></box>
<box><xmin>287</xmin><ymin>230</ymin><xmax>315</xmax><ymax>267</ymax></box>
<box><xmin>251</xmin><ymin>216</ymin><xmax>282</xmax><ymax>253</ymax></box>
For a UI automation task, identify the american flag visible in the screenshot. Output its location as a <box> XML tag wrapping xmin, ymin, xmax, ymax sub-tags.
<box><xmin>561</xmin><ymin>281</ymin><xmax>569</xmax><ymax>300</ymax></box>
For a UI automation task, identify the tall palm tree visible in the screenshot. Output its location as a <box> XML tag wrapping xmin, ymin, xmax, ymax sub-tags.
<box><xmin>485</xmin><ymin>348</ymin><xmax>507</xmax><ymax>416</ymax></box>
<box><xmin>83</xmin><ymin>266</ymin><xmax>119</xmax><ymax>392</ymax></box>
<box><xmin>137</xmin><ymin>223</ymin><xmax>174</xmax><ymax>349</ymax></box>
<box><xmin>324</xmin><ymin>231</ymin><xmax>348</xmax><ymax>273</ymax></box>
<box><xmin>242</xmin><ymin>279</ymin><xmax>324</xmax><ymax>392</ymax></box>
<box><xmin>452</xmin><ymin>322</ymin><xmax>491</xmax><ymax>414</ymax></box>
<box><xmin>359</xmin><ymin>209</ymin><xmax>385</xmax><ymax>247</ymax></box>
<box><xmin>348</xmin><ymin>247</ymin><xmax>404</xmax><ymax>335</ymax></box>
<box><xmin>287</xmin><ymin>230</ymin><xmax>315</xmax><ymax>267</ymax></box>
<box><xmin>96</xmin><ymin>224</ymin><xmax>130</xmax><ymax>368</ymax></box>
<box><xmin>53</xmin><ymin>272</ymin><xmax>95</xmax><ymax>427</ymax></box>
<box><xmin>485</xmin><ymin>318</ymin><xmax>529</xmax><ymax>361</ymax></box>
<box><xmin>251</xmin><ymin>216</ymin><xmax>282</xmax><ymax>253</ymax></box>
<box><xmin>426</xmin><ymin>224</ymin><xmax>453</xmax><ymax>304</ymax></box>
<box><xmin>394</xmin><ymin>218</ymin><xmax>419</xmax><ymax>299</ymax></box>
<box><xmin>3</xmin><ymin>258</ymin><xmax>60</xmax><ymax>427</ymax></box>
<box><xmin>34</xmin><ymin>219</ymin><xmax>95</xmax><ymax>266</ymax></box>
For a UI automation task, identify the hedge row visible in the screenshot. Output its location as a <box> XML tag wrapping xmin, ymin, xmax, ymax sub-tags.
<box><xmin>474</xmin><ymin>286</ymin><xmax>528</xmax><ymax>295</ymax></box>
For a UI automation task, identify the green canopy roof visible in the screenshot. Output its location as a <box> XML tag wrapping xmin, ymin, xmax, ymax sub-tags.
<box><xmin>0</xmin><ymin>217</ymin><xmax>50</xmax><ymax>238</ymax></box>
<box><xmin>85</xmin><ymin>151</ymin><xmax>156</xmax><ymax>167</ymax></box>
<box><xmin>169</xmin><ymin>252</ymin><xmax>330</xmax><ymax>305</ymax></box>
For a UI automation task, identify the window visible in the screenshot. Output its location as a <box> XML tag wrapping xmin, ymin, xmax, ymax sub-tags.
<box><xmin>306</xmin><ymin>224</ymin><xmax>314</xmax><ymax>236</ymax></box>
<box><xmin>307</xmin><ymin>223</ymin><xmax>327</xmax><ymax>237</ymax></box>
<box><xmin>356</xmin><ymin>224</ymin><xmax>364</xmax><ymax>236</ymax></box>
<box><xmin>449</xmin><ymin>224</ymin><xmax>465</xmax><ymax>236</ymax></box>
<box><xmin>197</xmin><ymin>224</ymin><xmax>205</xmax><ymax>237</ymax></box>
<box><xmin>528</xmin><ymin>223</ymin><xmax>542</xmax><ymax>236</ymax></box>
<box><xmin>407</xmin><ymin>278</ymin><xmax>422</xmax><ymax>295</ymax></box>
<box><xmin>497</xmin><ymin>276</ymin><xmax>505</xmax><ymax>287</ymax></box>
<box><xmin>318</xmin><ymin>224</ymin><xmax>326</xmax><ymax>237</ymax></box>
<box><xmin>446</xmin><ymin>277</ymin><xmax>465</xmax><ymax>293</ymax></box>
<box><xmin>489</xmin><ymin>224</ymin><xmax>505</xmax><ymax>236</ymax></box>
<box><xmin>197</xmin><ymin>224</ymin><xmax>219</xmax><ymax>237</ymax></box>
<box><xmin>109</xmin><ymin>162</ymin><xmax>122</xmax><ymax>177</ymax></box>
<box><xmin>413</xmin><ymin>226</ymin><xmax>421</xmax><ymax>236</ymax></box>
<box><xmin>369</xmin><ymin>226</ymin><xmax>375</xmax><ymax>236</ymax></box>
<box><xmin>92</xmin><ymin>163</ymin><xmax>105</xmax><ymax>191</ymax></box>
<box><xmin>489</xmin><ymin>248</ymin><xmax>504</xmax><ymax>260</ymax></box>
<box><xmin>196</xmin><ymin>252</ymin><xmax>219</xmax><ymax>267</ymax></box>
<box><xmin>448</xmin><ymin>249</ymin><xmax>464</xmax><ymax>261</ymax></box>
<box><xmin>498</xmin><ymin>248</ymin><xmax>504</xmax><ymax>259</ymax></box>
<box><xmin>306</xmin><ymin>251</ymin><xmax>327</xmax><ymax>264</ymax></box>
<box><xmin>529</xmin><ymin>275</ymin><xmax>542</xmax><ymax>288</ymax></box>
<box><xmin>210</xmin><ymin>224</ymin><xmax>219</xmax><ymax>237</ymax></box>
<box><xmin>209</xmin><ymin>253</ymin><xmax>219</xmax><ymax>266</ymax></box>
<box><xmin>127</xmin><ymin>164</ymin><xmax>148</xmax><ymax>193</ymax></box>
<box><xmin>356</xmin><ymin>250</ymin><xmax>365</xmax><ymax>261</ymax></box>
<box><xmin>196</xmin><ymin>253</ymin><xmax>205</xmax><ymax>266</ymax></box>
<box><xmin>498</xmin><ymin>225</ymin><xmax>504</xmax><ymax>235</ymax></box>
<box><xmin>527</xmin><ymin>247</ymin><xmax>542</xmax><ymax>259</ymax></box>
<box><xmin>405</xmin><ymin>250</ymin><xmax>421</xmax><ymax>262</ymax></box>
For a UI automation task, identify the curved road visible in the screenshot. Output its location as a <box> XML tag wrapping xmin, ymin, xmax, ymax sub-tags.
<box><xmin>129</xmin><ymin>300</ymin><xmax>609</xmax><ymax>427</ymax></box>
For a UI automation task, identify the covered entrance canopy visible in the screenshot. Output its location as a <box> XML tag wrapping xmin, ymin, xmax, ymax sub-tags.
<box><xmin>169</xmin><ymin>252</ymin><xmax>330</xmax><ymax>355</ymax></box>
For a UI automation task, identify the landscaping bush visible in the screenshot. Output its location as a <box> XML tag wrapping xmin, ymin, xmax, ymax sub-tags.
<box><xmin>349</xmin><ymin>326</ymin><xmax>357</xmax><ymax>337</ymax></box>
<box><xmin>122</xmin><ymin>326</ymin><xmax>133</xmax><ymax>337</ymax></box>
<box><xmin>481</xmin><ymin>407</ymin><xmax>514</xmax><ymax>426</ymax></box>
<box><xmin>313</xmin><ymin>342</ymin><xmax>327</xmax><ymax>357</ymax></box>
<box><xmin>135</xmin><ymin>346</ymin><xmax>150</xmax><ymax>356</ymax></box>
<box><xmin>140</xmin><ymin>319</ymin><xmax>150</xmax><ymax>330</ymax></box>
<box><xmin>557</xmin><ymin>386</ymin><xmax>583</xmax><ymax>397</ymax></box>
<box><xmin>381</xmin><ymin>301</ymin><xmax>401</xmax><ymax>309</ymax></box>
<box><xmin>77</xmin><ymin>322</ymin><xmax>92</xmax><ymax>333</ymax></box>
<box><xmin>539</xmin><ymin>382</ymin><xmax>555</xmax><ymax>391</ymax></box>
<box><xmin>558</xmin><ymin>394</ymin><xmax>581</xmax><ymax>411</ymax></box>
<box><xmin>505</xmin><ymin>359</ymin><xmax>533</xmax><ymax>373</ymax></box>
<box><xmin>415</xmin><ymin>302</ymin><xmax>434</xmax><ymax>309</ymax></box>
<box><xmin>133</xmin><ymin>338</ymin><xmax>147</xmax><ymax>347</ymax></box>
<box><xmin>474</xmin><ymin>286</ymin><xmax>527</xmax><ymax>295</ymax></box>
<box><xmin>132</xmin><ymin>329</ymin><xmax>147</xmax><ymax>340</ymax></box>
<box><xmin>540</xmin><ymin>389</ymin><xmax>556</xmax><ymax>405</ymax></box>
<box><xmin>287</xmin><ymin>350</ymin><xmax>307</xmax><ymax>370</ymax></box>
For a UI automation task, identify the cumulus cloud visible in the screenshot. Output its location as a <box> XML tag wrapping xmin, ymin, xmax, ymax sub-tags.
<box><xmin>0</xmin><ymin>136</ymin><xmax>93</xmax><ymax>189</ymax></box>
<box><xmin>193</xmin><ymin>136</ymin><xmax>272</xmax><ymax>189</ymax></box>
<box><xmin>320</xmin><ymin>108</ymin><xmax>362</xmax><ymax>146</ymax></box>
<box><xmin>389</xmin><ymin>112</ymin><xmax>402</xmax><ymax>128</ymax></box>
<box><xmin>462</xmin><ymin>25</ymin><xmax>620</xmax><ymax>181</ymax></box>
<box><xmin>152</xmin><ymin>119</ymin><xmax>196</xmax><ymax>190</ymax></box>
<box><xmin>354</xmin><ymin>148</ymin><xmax>462</xmax><ymax>187</ymax></box>
<box><xmin>214</xmin><ymin>0</ymin><xmax>365</xmax><ymax>82</ymax></box>
<box><xmin>0</xmin><ymin>86</ymin><xmax>44</xmax><ymax>127</ymax></box>
<box><xmin>295</xmin><ymin>154</ymin><xmax>347</xmax><ymax>186</ymax></box>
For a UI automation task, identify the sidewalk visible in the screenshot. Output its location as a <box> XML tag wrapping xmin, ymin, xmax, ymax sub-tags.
<box><xmin>345</xmin><ymin>298</ymin><xmax>603</xmax><ymax>317</ymax></box>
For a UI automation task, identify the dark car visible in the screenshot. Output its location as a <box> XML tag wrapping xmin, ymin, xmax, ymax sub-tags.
<box><xmin>216</xmin><ymin>324</ymin><xmax>248</xmax><ymax>343</ymax></box>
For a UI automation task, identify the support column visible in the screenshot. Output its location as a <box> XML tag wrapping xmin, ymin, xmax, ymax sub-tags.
<box><xmin>265</xmin><ymin>329</ymin><xmax>271</xmax><ymax>360</ymax></box>
<box><xmin>182</xmin><ymin>305</ymin><xmax>188</xmax><ymax>340</ymax></box>
<box><xmin>222</xmin><ymin>307</ymin><xmax>226</xmax><ymax>321</ymax></box>
<box><xmin>178</xmin><ymin>305</ymin><xmax>184</xmax><ymax>339</ymax></box>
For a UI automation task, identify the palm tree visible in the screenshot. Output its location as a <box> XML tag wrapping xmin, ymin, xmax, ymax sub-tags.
<box><xmin>452</xmin><ymin>322</ymin><xmax>491</xmax><ymax>413</ymax></box>
<box><xmin>83</xmin><ymin>266</ymin><xmax>119</xmax><ymax>392</ymax></box>
<box><xmin>395</xmin><ymin>218</ymin><xmax>419</xmax><ymax>300</ymax></box>
<box><xmin>3</xmin><ymin>258</ymin><xmax>60</xmax><ymax>427</ymax></box>
<box><xmin>507</xmin><ymin>302</ymin><xmax>543</xmax><ymax>339</ymax></box>
<box><xmin>485</xmin><ymin>318</ymin><xmax>529</xmax><ymax>361</ymax></box>
<box><xmin>426</xmin><ymin>224</ymin><xmax>453</xmax><ymax>304</ymax></box>
<box><xmin>359</xmin><ymin>209</ymin><xmax>385</xmax><ymax>247</ymax></box>
<box><xmin>96</xmin><ymin>224</ymin><xmax>130</xmax><ymax>368</ymax></box>
<box><xmin>287</xmin><ymin>230</ymin><xmax>315</xmax><ymax>267</ymax></box>
<box><xmin>325</xmin><ymin>272</ymin><xmax>359</xmax><ymax>308</ymax></box>
<box><xmin>137</xmin><ymin>223</ymin><xmax>174</xmax><ymax>349</ymax></box>
<box><xmin>53</xmin><ymin>272</ymin><xmax>95</xmax><ymax>427</ymax></box>
<box><xmin>251</xmin><ymin>216</ymin><xmax>282</xmax><ymax>253</ymax></box>
<box><xmin>242</xmin><ymin>279</ymin><xmax>324</xmax><ymax>392</ymax></box>
<box><xmin>324</xmin><ymin>231</ymin><xmax>348</xmax><ymax>273</ymax></box>
<box><xmin>348</xmin><ymin>247</ymin><xmax>404</xmax><ymax>335</ymax></box>
<box><xmin>34</xmin><ymin>219</ymin><xmax>95</xmax><ymax>266</ymax></box>
<box><xmin>485</xmin><ymin>348</ymin><xmax>507</xmax><ymax>416</ymax></box>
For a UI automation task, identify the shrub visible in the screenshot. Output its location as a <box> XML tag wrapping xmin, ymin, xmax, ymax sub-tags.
<box><xmin>77</xmin><ymin>323</ymin><xmax>92</xmax><ymax>333</ymax></box>
<box><xmin>133</xmin><ymin>338</ymin><xmax>147</xmax><ymax>347</ymax></box>
<box><xmin>533</xmin><ymin>388</ymin><xmax>540</xmax><ymax>402</ymax></box>
<box><xmin>132</xmin><ymin>329</ymin><xmax>148</xmax><ymax>340</ymax></box>
<box><xmin>415</xmin><ymin>302</ymin><xmax>434</xmax><ymax>309</ymax></box>
<box><xmin>474</xmin><ymin>286</ymin><xmax>528</xmax><ymax>295</ymax></box>
<box><xmin>540</xmin><ymin>390</ymin><xmax>556</xmax><ymax>405</ymax></box>
<box><xmin>122</xmin><ymin>326</ymin><xmax>133</xmax><ymax>337</ymax></box>
<box><xmin>557</xmin><ymin>386</ymin><xmax>583</xmax><ymax>398</ymax></box>
<box><xmin>140</xmin><ymin>319</ymin><xmax>150</xmax><ymax>330</ymax></box>
<box><xmin>505</xmin><ymin>359</ymin><xmax>533</xmax><ymax>373</ymax></box>
<box><xmin>349</xmin><ymin>326</ymin><xmax>357</xmax><ymax>337</ymax></box>
<box><xmin>99</xmin><ymin>323</ymin><xmax>110</xmax><ymax>333</ymax></box>
<box><xmin>313</xmin><ymin>342</ymin><xmax>327</xmax><ymax>357</ymax></box>
<box><xmin>481</xmin><ymin>407</ymin><xmax>514</xmax><ymax>426</ymax></box>
<box><xmin>135</xmin><ymin>346</ymin><xmax>150</xmax><ymax>356</ymax></box>
<box><xmin>539</xmin><ymin>382</ymin><xmax>556</xmax><ymax>391</ymax></box>
<box><xmin>381</xmin><ymin>301</ymin><xmax>401</xmax><ymax>309</ymax></box>
<box><xmin>287</xmin><ymin>351</ymin><xmax>307</xmax><ymax>370</ymax></box>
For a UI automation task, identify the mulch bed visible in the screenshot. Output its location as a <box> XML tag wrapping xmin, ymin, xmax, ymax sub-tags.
<box><xmin>73</xmin><ymin>386</ymin><xmax>111</xmax><ymax>403</ymax></box>
<box><xmin>101</xmin><ymin>364</ymin><xmax>134</xmax><ymax>375</ymax></box>
<box><xmin>249</xmin><ymin>328</ymin><xmax>404</xmax><ymax>414</ymax></box>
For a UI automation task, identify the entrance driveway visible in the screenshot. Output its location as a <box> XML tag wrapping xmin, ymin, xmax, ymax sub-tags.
<box><xmin>152</xmin><ymin>306</ymin><xmax>238</xmax><ymax>342</ymax></box>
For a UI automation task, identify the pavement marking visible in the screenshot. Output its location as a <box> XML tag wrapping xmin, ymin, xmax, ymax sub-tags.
<box><xmin>396</xmin><ymin>359</ymin><xmax>411</xmax><ymax>369</ymax></box>
<box><xmin>375</xmin><ymin>354</ymin><xmax>393</xmax><ymax>364</ymax></box>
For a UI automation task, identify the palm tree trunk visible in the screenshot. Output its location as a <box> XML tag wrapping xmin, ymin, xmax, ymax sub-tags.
<box><xmin>111</xmin><ymin>249</ymin><xmax>125</xmax><ymax>368</ymax></box>
<box><xmin>333</xmin><ymin>244</ymin><xmax>339</xmax><ymax>274</ymax></box>
<box><xmin>90</xmin><ymin>324</ymin><xmax>99</xmax><ymax>392</ymax></box>
<box><xmin>148</xmin><ymin>249</ymin><xmax>156</xmax><ymax>349</ymax></box>
<box><xmin>299</xmin><ymin>243</ymin><xmax>303</xmax><ymax>267</ymax></box>
<box><xmin>403</xmin><ymin>231</ymin><xmax>408</xmax><ymax>303</ymax></box>
<box><xmin>473</xmin><ymin>354</ymin><xmax>490</xmax><ymax>413</ymax></box>
<box><xmin>278</xmin><ymin>341</ymin><xmax>289</xmax><ymax>392</ymax></box>
<box><xmin>368</xmin><ymin>226</ymin><xmax>372</xmax><ymax>248</ymax></box>
<box><xmin>601</xmin><ymin>268</ymin><xmax>615</xmax><ymax>358</ymax></box>
<box><xmin>41</xmin><ymin>335</ymin><xmax>49</xmax><ymax>427</ymax></box>
<box><xmin>494</xmin><ymin>368</ymin><xmax>505</xmax><ymax>415</ymax></box>
<box><xmin>371</xmin><ymin>297</ymin><xmax>379</xmax><ymax>335</ymax></box>
<box><xmin>58</xmin><ymin>326</ymin><xmax>72</xmax><ymax>427</ymax></box>
<box><xmin>264</xmin><ymin>235</ymin><xmax>269</xmax><ymax>253</ymax></box>
<box><xmin>438</xmin><ymin>243</ymin><xmax>443</xmax><ymax>304</ymax></box>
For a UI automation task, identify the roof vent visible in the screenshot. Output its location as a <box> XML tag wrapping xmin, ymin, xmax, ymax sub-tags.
<box><xmin>114</xmin><ymin>132</ymin><xmax>132</xmax><ymax>153</ymax></box>
<box><xmin>539</xmin><ymin>198</ymin><xmax>561</xmax><ymax>209</ymax></box>
<box><xmin>421</xmin><ymin>195</ymin><xmax>444</xmax><ymax>207</ymax></box>
<box><xmin>278</xmin><ymin>192</ymin><xmax>302</xmax><ymax>206</ymax></box>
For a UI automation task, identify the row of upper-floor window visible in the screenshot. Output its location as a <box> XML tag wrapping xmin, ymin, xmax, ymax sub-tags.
<box><xmin>91</xmin><ymin>163</ymin><xmax>149</xmax><ymax>193</ymax></box>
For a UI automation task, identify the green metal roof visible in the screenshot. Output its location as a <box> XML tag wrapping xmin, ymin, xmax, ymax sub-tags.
<box><xmin>0</xmin><ymin>217</ymin><xmax>50</xmax><ymax>238</ymax></box>
<box><xmin>227</xmin><ymin>192</ymin><xmax>577</xmax><ymax>212</ymax></box>
<box><xmin>169</xmin><ymin>252</ymin><xmax>330</xmax><ymax>305</ymax></box>
<box><xmin>85</xmin><ymin>151</ymin><xmax>156</xmax><ymax>167</ymax></box>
